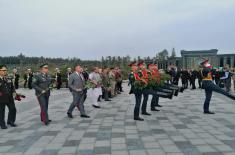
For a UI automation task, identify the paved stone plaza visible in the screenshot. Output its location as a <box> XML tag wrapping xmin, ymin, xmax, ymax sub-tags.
<box><xmin>0</xmin><ymin>83</ymin><xmax>235</xmax><ymax>155</ymax></box>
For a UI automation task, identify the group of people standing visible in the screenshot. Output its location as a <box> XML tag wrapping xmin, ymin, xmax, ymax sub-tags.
<box><xmin>67</xmin><ymin>65</ymin><xmax>123</xmax><ymax>120</ymax></box>
<box><xmin>128</xmin><ymin>59</ymin><xmax>235</xmax><ymax>121</ymax></box>
<box><xmin>0</xmin><ymin>63</ymin><xmax>124</xmax><ymax>128</ymax></box>
<box><xmin>167</xmin><ymin>64</ymin><xmax>235</xmax><ymax>92</ymax></box>
<box><xmin>1</xmin><ymin>59</ymin><xmax>235</xmax><ymax>129</ymax></box>
<box><xmin>128</xmin><ymin>61</ymin><xmax>184</xmax><ymax>121</ymax></box>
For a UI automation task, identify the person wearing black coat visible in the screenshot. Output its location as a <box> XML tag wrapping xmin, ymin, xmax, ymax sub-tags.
<box><xmin>55</xmin><ymin>68</ymin><xmax>62</xmax><ymax>90</ymax></box>
<box><xmin>190</xmin><ymin>70</ymin><xmax>198</xmax><ymax>89</ymax></box>
<box><xmin>196</xmin><ymin>69</ymin><xmax>203</xmax><ymax>88</ymax></box>
<box><xmin>13</xmin><ymin>68</ymin><xmax>20</xmax><ymax>89</ymax></box>
<box><xmin>23</xmin><ymin>69</ymin><xmax>33</xmax><ymax>89</ymax></box>
<box><xmin>181</xmin><ymin>70</ymin><xmax>189</xmax><ymax>89</ymax></box>
<box><xmin>173</xmin><ymin>70</ymin><xmax>181</xmax><ymax>86</ymax></box>
<box><xmin>0</xmin><ymin>65</ymin><xmax>17</xmax><ymax>129</ymax></box>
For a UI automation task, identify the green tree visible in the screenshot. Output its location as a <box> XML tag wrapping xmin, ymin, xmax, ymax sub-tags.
<box><xmin>157</xmin><ymin>49</ymin><xmax>169</xmax><ymax>60</ymax></box>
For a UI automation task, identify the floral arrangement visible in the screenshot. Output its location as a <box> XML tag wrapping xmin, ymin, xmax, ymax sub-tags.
<box><xmin>133</xmin><ymin>79</ymin><xmax>148</xmax><ymax>90</ymax></box>
<box><xmin>85</xmin><ymin>80</ymin><xmax>96</xmax><ymax>89</ymax></box>
<box><xmin>159</xmin><ymin>73</ymin><xmax>171</xmax><ymax>85</ymax></box>
<box><xmin>146</xmin><ymin>71</ymin><xmax>171</xmax><ymax>88</ymax></box>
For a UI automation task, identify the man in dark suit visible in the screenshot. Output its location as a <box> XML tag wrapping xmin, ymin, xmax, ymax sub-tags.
<box><xmin>0</xmin><ymin>65</ymin><xmax>17</xmax><ymax>129</ymax></box>
<box><xmin>24</xmin><ymin>69</ymin><xmax>33</xmax><ymax>89</ymax></box>
<box><xmin>67</xmin><ymin>65</ymin><xmax>89</xmax><ymax>118</ymax></box>
<box><xmin>13</xmin><ymin>68</ymin><xmax>20</xmax><ymax>89</ymax></box>
<box><xmin>32</xmin><ymin>64</ymin><xmax>52</xmax><ymax>125</ymax></box>
<box><xmin>190</xmin><ymin>69</ymin><xmax>197</xmax><ymax>90</ymax></box>
<box><xmin>55</xmin><ymin>68</ymin><xmax>62</xmax><ymax>90</ymax></box>
<box><xmin>82</xmin><ymin>66</ymin><xmax>89</xmax><ymax>81</ymax></box>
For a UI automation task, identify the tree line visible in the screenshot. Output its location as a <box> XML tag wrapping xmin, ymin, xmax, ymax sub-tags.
<box><xmin>0</xmin><ymin>48</ymin><xmax>177</xmax><ymax>79</ymax></box>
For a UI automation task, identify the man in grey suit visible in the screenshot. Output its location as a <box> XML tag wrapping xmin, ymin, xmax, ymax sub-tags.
<box><xmin>67</xmin><ymin>65</ymin><xmax>90</xmax><ymax>118</ymax></box>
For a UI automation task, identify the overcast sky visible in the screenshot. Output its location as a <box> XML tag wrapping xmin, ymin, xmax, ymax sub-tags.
<box><xmin>0</xmin><ymin>0</ymin><xmax>235</xmax><ymax>60</ymax></box>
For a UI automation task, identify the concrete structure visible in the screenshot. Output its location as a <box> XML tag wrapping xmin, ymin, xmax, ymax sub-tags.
<box><xmin>217</xmin><ymin>54</ymin><xmax>235</xmax><ymax>69</ymax></box>
<box><xmin>181</xmin><ymin>49</ymin><xmax>218</xmax><ymax>69</ymax></box>
<box><xmin>156</xmin><ymin>49</ymin><xmax>235</xmax><ymax>70</ymax></box>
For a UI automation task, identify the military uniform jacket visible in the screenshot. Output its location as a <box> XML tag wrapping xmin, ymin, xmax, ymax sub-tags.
<box><xmin>128</xmin><ymin>72</ymin><xmax>143</xmax><ymax>94</ymax></box>
<box><xmin>101</xmin><ymin>73</ymin><xmax>110</xmax><ymax>88</ymax></box>
<box><xmin>128</xmin><ymin>72</ymin><xmax>135</xmax><ymax>94</ymax></box>
<box><xmin>202</xmin><ymin>67</ymin><xmax>212</xmax><ymax>81</ymax></box>
<box><xmin>32</xmin><ymin>73</ymin><xmax>52</xmax><ymax>96</ymax></box>
<box><xmin>0</xmin><ymin>77</ymin><xmax>15</xmax><ymax>103</ymax></box>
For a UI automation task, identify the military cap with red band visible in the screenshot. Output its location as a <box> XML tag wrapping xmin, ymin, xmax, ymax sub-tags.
<box><xmin>147</xmin><ymin>63</ymin><xmax>155</xmax><ymax>68</ymax></box>
<box><xmin>137</xmin><ymin>61</ymin><xmax>145</xmax><ymax>67</ymax></box>
<box><xmin>128</xmin><ymin>61</ymin><xmax>137</xmax><ymax>67</ymax></box>
<box><xmin>200</xmin><ymin>59</ymin><xmax>209</xmax><ymax>65</ymax></box>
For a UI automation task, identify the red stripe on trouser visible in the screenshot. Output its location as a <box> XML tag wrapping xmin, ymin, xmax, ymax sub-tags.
<box><xmin>76</xmin><ymin>102</ymin><xmax>80</xmax><ymax>111</ymax></box>
<box><xmin>37</xmin><ymin>98</ymin><xmax>46</xmax><ymax>123</ymax></box>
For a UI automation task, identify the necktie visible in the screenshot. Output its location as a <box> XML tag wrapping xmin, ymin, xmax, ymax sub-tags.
<box><xmin>79</xmin><ymin>74</ymin><xmax>84</xmax><ymax>81</ymax></box>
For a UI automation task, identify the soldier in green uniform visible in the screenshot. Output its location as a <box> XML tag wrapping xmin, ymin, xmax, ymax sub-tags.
<box><xmin>32</xmin><ymin>64</ymin><xmax>52</xmax><ymax>125</ymax></box>
<box><xmin>128</xmin><ymin>62</ymin><xmax>145</xmax><ymax>121</ymax></box>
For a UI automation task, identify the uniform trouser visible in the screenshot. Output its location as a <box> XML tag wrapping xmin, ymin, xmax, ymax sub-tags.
<box><xmin>164</xmin><ymin>83</ymin><xmax>180</xmax><ymax>91</ymax></box>
<box><xmin>111</xmin><ymin>81</ymin><xmax>116</xmax><ymax>96</ymax></box>
<box><xmin>15</xmin><ymin>82</ymin><xmax>19</xmax><ymax>89</ymax></box>
<box><xmin>198</xmin><ymin>79</ymin><xmax>202</xmax><ymax>88</ymax></box>
<box><xmin>141</xmin><ymin>91</ymin><xmax>149</xmax><ymax>113</ymax></box>
<box><xmin>134</xmin><ymin>91</ymin><xmax>142</xmax><ymax>119</ymax></box>
<box><xmin>150</xmin><ymin>87</ymin><xmax>173</xmax><ymax>108</ymax></box>
<box><xmin>28</xmin><ymin>82</ymin><xmax>32</xmax><ymax>89</ymax></box>
<box><xmin>0</xmin><ymin>103</ymin><xmax>6</xmax><ymax>126</ymax></box>
<box><xmin>234</xmin><ymin>80</ymin><xmax>235</xmax><ymax>90</ymax></box>
<box><xmin>145</xmin><ymin>89</ymin><xmax>172</xmax><ymax>99</ymax></box>
<box><xmin>173</xmin><ymin>77</ymin><xmax>179</xmax><ymax>85</ymax></box>
<box><xmin>6</xmin><ymin>100</ymin><xmax>16</xmax><ymax>124</ymax></box>
<box><xmin>102</xmin><ymin>88</ymin><xmax>109</xmax><ymax>100</ymax></box>
<box><xmin>68</xmin><ymin>92</ymin><xmax>85</xmax><ymax>115</ymax></box>
<box><xmin>191</xmin><ymin>79</ymin><xmax>196</xmax><ymax>89</ymax></box>
<box><xmin>202</xmin><ymin>80</ymin><xmax>235</xmax><ymax>112</ymax></box>
<box><xmin>182</xmin><ymin>80</ymin><xmax>188</xmax><ymax>89</ymax></box>
<box><xmin>117</xmin><ymin>81</ymin><xmax>122</xmax><ymax>92</ymax></box>
<box><xmin>37</xmin><ymin>95</ymin><xmax>49</xmax><ymax>123</ymax></box>
<box><xmin>24</xmin><ymin>80</ymin><xmax>27</xmax><ymax>88</ymax></box>
<box><xmin>0</xmin><ymin>99</ymin><xmax>17</xmax><ymax>126</ymax></box>
<box><xmin>163</xmin><ymin>85</ymin><xmax>179</xmax><ymax>96</ymax></box>
<box><xmin>142</xmin><ymin>89</ymin><xmax>171</xmax><ymax>113</ymax></box>
<box><xmin>151</xmin><ymin>95</ymin><xmax>159</xmax><ymax>108</ymax></box>
<box><xmin>157</xmin><ymin>87</ymin><xmax>174</xmax><ymax>93</ymax></box>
